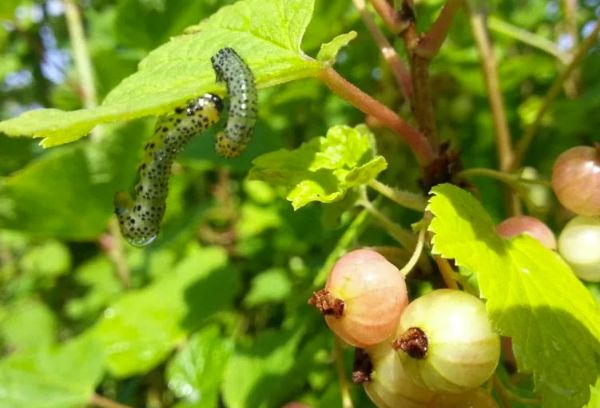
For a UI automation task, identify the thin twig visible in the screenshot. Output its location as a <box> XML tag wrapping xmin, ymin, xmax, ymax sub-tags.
<box><xmin>399</xmin><ymin>224</ymin><xmax>426</xmax><ymax>277</ymax></box>
<box><xmin>434</xmin><ymin>256</ymin><xmax>459</xmax><ymax>289</ymax></box>
<box><xmin>456</xmin><ymin>167</ymin><xmax>553</xmax><ymax>188</ymax></box>
<box><xmin>562</xmin><ymin>0</ymin><xmax>579</xmax><ymax>96</ymax></box>
<box><xmin>333</xmin><ymin>338</ymin><xmax>354</xmax><ymax>408</ymax></box>
<box><xmin>318</xmin><ymin>67</ymin><xmax>435</xmax><ymax>165</ymax></box>
<box><xmin>458</xmin><ymin>167</ymin><xmax>549</xmax><ymax>212</ymax></box>
<box><xmin>512</xmin><ymin>17</ymin><xmax>600</xmax><ymax>169</ymax></box>
<box><xmin>416</xmin><ymin>0</ymin><xmax>463</xmax><ymax>58</ymax></box>
<box><xmin>399</xmin><ymin>1</ymin><xmax>440</xmax><ymax>152</ymax></box>
<box><xmin>64</xmin><ymin>0</ymin><xmax>97</xmax><ymax>109</ymax></box>
<box><xmin>563</xmin><ymin>0</ymin><xmax>578</xmax><ymax>45</ymax></box>
<box><xmin>369</xmin><ymin>0</ymin><xmax>404</xmax><ymax>34</ymax></box>
<box><xmin>466</xmin><ymin>4</ymin><xmax>514</xmax><ymax>172</ymax></box>
<box><xmin>359</xmin><ymin>200</ymin><xmax>416</xmax><ymax>250</ymax></box>
<box><xmin>368</xmin><ymin>179</ymin><xmax>427</xmax><ymax>211</ymax></box>
<box><xmin>352</xmin><ymin>0</ymin><xmax>413</xmax><ymax>100</ymax></box>
<box><xmin>488</xmin><ymin>17</ymin><xmax>568</xmax><ymax>63</ymax></box>
<box><xmin>64</xmin><ymin>2</ymin><xmax>132</xmax><ymax>287</ymax></box>
<box><xmin>89</xmin><ymin>394</ymin><xmax>134</xmax><ymax>408</ymax></box>
<box><xmin>458</xmin><ymin>167</ymin><xmax>517</xmax><ymax>186</ymax></box>
<box><xmin>99</xmin><ymin>219</ymin><xmax>132</xmax><ymax>289</ymax></box>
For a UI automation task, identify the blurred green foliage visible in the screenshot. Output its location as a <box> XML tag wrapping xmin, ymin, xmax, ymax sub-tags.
<box><xmin>0</xmin><ymin>0</ymin><xmax>599</xmax><ymax>407</ymax></box>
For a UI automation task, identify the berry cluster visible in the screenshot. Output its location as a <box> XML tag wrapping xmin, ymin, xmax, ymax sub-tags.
<box><xmin>552</xmin><ymin>145</ymin><xmax>600</xmax><ymax>282</ymax></box>
<box><xmin>308</xmin><ymin>144</ymin><xmax>599</xmax><ymax>407</ymax></box>
<box><xmin>488</xmin><ymin>143</ymin><xmax>600</xmax><ymax>282</ymax></box>
<box><xmin>310</xmin><ymin>249</ymin><xmax>500</xmax><ymax>407</ymax></box>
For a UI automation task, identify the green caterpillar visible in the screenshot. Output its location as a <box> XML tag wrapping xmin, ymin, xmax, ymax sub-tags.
<box><xmin>211</xmin><ymin>47</ymin><xmax>257</xmax><ymax>158</ymax></box>
<box><xmin>114</xmin><ymin>93</ymin><xmax>223</xmax><ymax>247</ymax></box>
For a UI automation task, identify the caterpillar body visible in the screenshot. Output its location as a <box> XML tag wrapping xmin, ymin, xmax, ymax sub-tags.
<box><xmin>114</xmin><ymin>93</ymin><xmax>223</xmax><ymax>247</ymax></box>
<box><xmin>211</xmin><ymin>47</ymin><xmax>257</xmax><ymax>158</ymax></box>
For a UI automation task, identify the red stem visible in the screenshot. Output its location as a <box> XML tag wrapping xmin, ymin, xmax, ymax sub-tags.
<box><xmin>369</xmin><ymin>0</ymin><xmax>405</xmax><ymax>34</ymax></box>
<box><xmin>417</xmin><ymin>0</ymin><xmax>464</xmax><ymax>58</ymax></box>
<box><xmin>318</xmin><ymin>67</ymin><xmax>435</xmax><ymax>166</ymax></box>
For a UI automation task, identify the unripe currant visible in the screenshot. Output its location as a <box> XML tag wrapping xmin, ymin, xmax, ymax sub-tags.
<box><xmin>496</xmin><ymin>215</ymin><xmax>556</xmax><ymax>250</ymax></box>
<box><xmin>432</xmin><ymin>388</ymin><xmax>499</xmax><ymax>408</ymax></box>
<box><xmin>552</xmin><ymin>145</ymin><xmax>600</xmax><ymax>216</ymax></box>
<box><xmin>558</xmin><ymin>215</ymin><xmax>600</xmax><ymax>282</ymax></box>
<box><xmin>358</xmin><ymin>343</ymin><xmax>436</xmax><ymax>408</ymax></box>
<box><xmin>309</xmin><ymin>249</ymin><xmax>408</xmax><ymax>348</ymax></box>
<box><xmin>393</xmin><ymin>289</ymin><xmax>500</xmax><ymax>393</ymax></box>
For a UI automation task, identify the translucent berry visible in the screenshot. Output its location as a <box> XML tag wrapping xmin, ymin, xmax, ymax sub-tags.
<box><xmin>558</xmin><ymin>215</ymin><xmax>600</xmax><ymax>282</ymax></box>
<box><xmin>359</xmin><ymin>343</ymin><xmax>436</xmax><ymax>408</ymax></box>
<box><xmin>309</xmin><ymin>248</ymin><xmax>408</xmax><ymax>347</ymax></box>
<box><xmin>496</xmin><ymin>215</ymin><xmax>556</xmax><ymax>250</ymax></box>
<box><xmin>393</xmin><ymin>289</ymin><xmax>500</xmax><ymax>393</ymax></box>
<box><xmin>552</xmin><ymin>145</ymin><xmax>600</xmax><ymax>216</ymax></box>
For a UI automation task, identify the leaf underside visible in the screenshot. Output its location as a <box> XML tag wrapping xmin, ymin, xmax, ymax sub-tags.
<box><xmin>0</xmin><ymin>0</ymin><xmax>322</xmax><ymax>147</ymax></box>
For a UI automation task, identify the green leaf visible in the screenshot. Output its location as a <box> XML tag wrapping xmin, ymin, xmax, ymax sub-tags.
<box><xmin>243</xmin><ymin>268</ymin><xmax>292</xmax><ymax>307</ymax></box>
<box><xmin>91</xmin><ymin>247</ymin><xmax>236</xmax><ymax>377</ymax></box>
<box><xmin>0</xmin><ymin>0</ymin><xmax>20</xmax><ymax>20</ymax></box>
<box><xmin>114</xmin><ymin>0</ymin><xmax>218</xmax><ymax>51</ymax></box>
<box><xmin>19</xmin><ymin>241</ymin><xmax>71</xmax><ymax>280</ymax></box>
<box><xmin>65</xmin><ymin>256</ymin><xmax>123</xmax><ymax>322</ymax></box>
<box><xmin>221</xmin><ymin>328</ymin><xmax>304</xmax><ymax>408</ymax></box>
<box><xmin>166</xmin><ymin>325</ymin><xmax>233</xmax><ymax>408</ymax></box>
<box><xmin>237</xmin><ymin>203</ymin><xmax>282</xmax><ymax>239</ymax></box>
<box><xmin>0</xmin><ymin>0</ymin><xmax>321</xmax><ymax>147</ymax></box>
<box><xmin>428</xmin><ymin>184</ymin><xmax>600</xmax><ymax>408</ymax></box>
<box><xmin>0</xmin><ymin>335</ymin><xmax>104</xmax><ymax>408</ymax></box>
<box><xmin>0</xmin><ymin>298</ymin><xmax>57</xmax><ymax>352</ymax></box>
<box><xmin>248</xmin><ymin>124</ymin><xmax>387</xmax><ymax>210</ymax></box>
<box><xmin>316</xmin><ymin>31</ymin><xmax>357</xmax><ymax>65</ymax></box>
<box><xmin>0</xmin><ymin>54</ymin><xmax>20</xmax><ymax>83</ymax></box>
<box><xmin>0</xmin><ymin>122</ymin><xmax>146</xmax><ymax>239</ymax></box>
<box><xmin>586</xmin><ymin>377</ymin><xmax>600</xmax><ymax>408</ymax></box>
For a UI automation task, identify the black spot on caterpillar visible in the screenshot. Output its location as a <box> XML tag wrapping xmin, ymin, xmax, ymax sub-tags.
<box><xmin>211</xmin><ymin>47</ymin><xmax>257</xmax><ymax>158</ymax></box>
<box><xmin>114</xmin><ymin>93</ymin><xmax>223</xmax><ymax>247</ymax></box>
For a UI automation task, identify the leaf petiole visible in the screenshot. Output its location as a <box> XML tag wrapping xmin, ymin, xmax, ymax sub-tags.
<box><xmin>368</xmin><ymin>179</ymin><xmax>427</xmax><ymax>211</ymax></box>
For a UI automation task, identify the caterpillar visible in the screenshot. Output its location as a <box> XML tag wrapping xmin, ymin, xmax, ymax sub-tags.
<box><xmin>114</xmin><ymin>93</ymin><xmax>223</xmax><ymax>247</ymax></box>
<box><xmin>210</xmin><ymin>47</ymin><xmax>257</xmax><ymax>158</ymax></box>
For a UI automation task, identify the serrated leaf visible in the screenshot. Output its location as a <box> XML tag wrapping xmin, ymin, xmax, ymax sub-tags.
<box><xmin>248</xmin><ymin>124</ymin><xmax>387</xmax><ymax>210</ymax></box>
<box><xmin>428</xmin><ymin>184</ymin><xmax>600</xmax><ymax>408</ymax></box>
<box><xmin>0</xmin><ymin>335</ymin><xmax>104</xmax><ymax>408</ymax></box>
<box><xmin>0</xmin><ymin>0</ymin><xmax>321</xmax><ymax>146</ymax></box>
<box><xmin>586</xmin><ymin>377</ymin><xmax>600</xmax><ymax>408</ymax></box>
<box><xmin>316</xmin><ymin>31</ymin><xmax>357</xmax><ymax>65</ymax></box>
<box><xmin>92</xmin><ymin>247</ymin><xmax>236</xmax><ymax>377</ymax></box>
<box><xmin>166</xmin><ymin>325</ymin><xmax>233</xmax><ymax>408</ymax></box>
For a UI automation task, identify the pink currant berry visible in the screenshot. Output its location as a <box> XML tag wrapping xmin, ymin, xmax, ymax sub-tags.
<box><xmin>558</xmin><ymin>215</ymin><xmax>600</xmax><ymax>282</ymax></box>
<box><xmin>552</xmin><ymin>145</ymin><xmax>600</xmax><ymax>216</ymax></box>
<box><xmin>496</xmin><ymin>215</ymin><xmax>556</xmax><ymax>249</ymax></box>
<box><xmin>309</xmin><ymin>248</ymin><xmax>408</xmax><ymax>347</ymax></box>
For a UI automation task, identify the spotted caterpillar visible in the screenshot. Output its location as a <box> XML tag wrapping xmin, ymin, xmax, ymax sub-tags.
<box><xmin>211</xmin><ymin>47</ymin><xmax>257</xmax><ymax>158</ymax></box>
<box><xmin>114</xmin><ymin>93</ymin><xmax>223</xmax><ymax>247</ymax></box>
